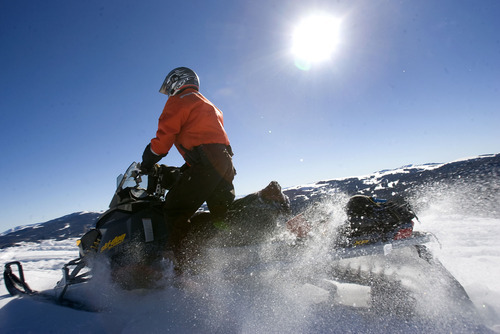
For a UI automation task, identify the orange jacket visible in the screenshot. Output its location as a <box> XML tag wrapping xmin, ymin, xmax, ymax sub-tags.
<box><xmin>150</xmin><ymin>88</ymin><xmax>230</xmax><ymax>160</ymax></box>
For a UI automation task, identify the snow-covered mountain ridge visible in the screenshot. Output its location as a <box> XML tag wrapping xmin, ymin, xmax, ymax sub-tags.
<box><xmin>0</xmin><ymin>212</ymin><xmax>100</xmax><ymax>249</ymax></box>
<box><xmin>285</xmin><ymin>153</ymin><xmax>499</xmax><ymax>216</ymax></box>
<box><xmin>1</xmin><ymin>153</ymin><xmax>498</xmax><ymax>249</ymax></box>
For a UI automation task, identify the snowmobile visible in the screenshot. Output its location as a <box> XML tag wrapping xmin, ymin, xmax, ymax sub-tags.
<box><xmin>3</xmin><ymin>162</ymin><xmax>475</xmax><ymax>321</ymax></box>
<box><xmin>3</xmin><ymin>162</ymin><xmax>292</xmax><ymax>303</ymax></box>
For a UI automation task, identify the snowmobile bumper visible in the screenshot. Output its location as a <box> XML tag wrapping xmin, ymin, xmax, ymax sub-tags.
<box><xmin>4</xmin><ymin>258</ymin><xmax>90</xmax><ymax>300</ymax></box>
<box><xmin>4</xmin><ymin>259</ymin><xmax>97</xmax><ymax>312</ymax></box>
<box><xmin>3</xmin><ymin>261</ymin><xmax>35</xmax><ymax>296</ymax></box>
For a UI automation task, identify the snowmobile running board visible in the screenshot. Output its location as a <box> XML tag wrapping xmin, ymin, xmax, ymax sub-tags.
<box><xmin>331</xmin><ymin>232</ymin><xmax>434</xmax><ymax>260</ymax></box>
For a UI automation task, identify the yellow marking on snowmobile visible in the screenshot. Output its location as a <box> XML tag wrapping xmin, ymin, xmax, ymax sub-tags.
<box><xmin>100</xmin><ymin>233</ymin><xmax>126</xmax><ymax>252</ymax></box>
<box><xmin>76</xmin><ymin>239</ymin><xmax>81</xmax><ymax>246</ymax></box>
<box><xmin>353</xmin><ymin>239</ymin><xmax>370</xmax><ymax>246</ymax></box>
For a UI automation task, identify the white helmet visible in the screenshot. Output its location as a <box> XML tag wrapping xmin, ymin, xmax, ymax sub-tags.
<box><xmin>159</xmin><ymin>67</ymin><xmax>200</xmax><ymax>96</ymax></box>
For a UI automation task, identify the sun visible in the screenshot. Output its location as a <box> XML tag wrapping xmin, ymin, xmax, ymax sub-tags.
<box><xmin>291</xmin><ymin>13</ymin><xmax>341</xmax><ymax>70</ymax></box>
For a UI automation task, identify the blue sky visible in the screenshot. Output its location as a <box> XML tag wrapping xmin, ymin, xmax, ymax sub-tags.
<box><xmin>1</xmin><ymin>0</ymin><xmax>499</xmax><ymax>232</ymax></box>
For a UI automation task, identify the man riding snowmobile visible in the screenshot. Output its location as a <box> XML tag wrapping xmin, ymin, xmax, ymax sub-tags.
<box><xmin>140</xmin><ymin>67</ymin><xmax>236</xmax><ymax>267</ymax></box>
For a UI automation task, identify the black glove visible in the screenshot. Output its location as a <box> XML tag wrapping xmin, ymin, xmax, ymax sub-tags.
<box><xmin>159</xmin><ymin>165</ymin><xmax>181</xmax><ymax>190</ymax></box>
<box><xmin>141</xmin><ymin>144</ymin><xmax>165</xmax><ymax>174</ymax></box>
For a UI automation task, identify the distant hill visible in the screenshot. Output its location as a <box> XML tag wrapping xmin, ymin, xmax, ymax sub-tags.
<box><xmin>1</xmin><ymin>154</ymin><xmax>498</xmax><ymax>249</ymax></box>
<box><xmin>0</xmin><ymin>212</ymin><xmax>100</xmax><ymax>249</ymax></box>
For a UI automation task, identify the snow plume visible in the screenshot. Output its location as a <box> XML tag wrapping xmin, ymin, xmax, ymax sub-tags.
<box><xmin>409</xmin><ymin>166</ymin><xmax>500</xmax><ymax>218</ymax></box>
<box><xmin>163</xmin><ymin>195</ymin><xmax>474</xmax><ymax>333</ymax></box>
<box><xmin>409</xmin><ymin>177</ymin><xmax>500</xmax><ymax>332</ymax></box>
<box><xmin>152</xmin><ymin>197</ymin><xmax>350</xmax><ymax>333</ymax></box>
<box><xmin>291</xmin><ymin>193</ymin><xmax>350</xmax><ymax>246</ymax></box>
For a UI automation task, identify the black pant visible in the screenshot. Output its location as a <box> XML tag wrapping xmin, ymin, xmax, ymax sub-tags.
<box><xmin>164</xmin><ymin>144</ymin><xmax>235</xmax><ymax>257</ymax></box>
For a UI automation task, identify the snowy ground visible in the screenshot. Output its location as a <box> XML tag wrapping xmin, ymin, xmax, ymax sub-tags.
<box><xmin>1</xmin><ymin>203</ymin><xmax>499</xmax><ymax>333</ymax></box>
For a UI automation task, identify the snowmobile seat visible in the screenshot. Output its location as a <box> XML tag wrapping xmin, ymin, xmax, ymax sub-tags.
<box><xmin>337</xmin><ymin>195</ymin><xmax>417</xmax><ymax>247</ymax></box>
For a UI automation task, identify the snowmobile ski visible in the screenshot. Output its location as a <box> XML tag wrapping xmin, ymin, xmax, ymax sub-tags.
<box><xmin>3</xmin><ymin>261</ymin><xmax>98</xmax><ymax>312</ymax></box>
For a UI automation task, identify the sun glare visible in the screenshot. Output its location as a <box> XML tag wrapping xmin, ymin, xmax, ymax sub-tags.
<box><xmin>292</xmin><ymin>13</ymin><xmax>341</xmax><ymax>70</ymax></box>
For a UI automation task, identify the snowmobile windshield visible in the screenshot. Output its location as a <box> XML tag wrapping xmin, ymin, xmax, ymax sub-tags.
<box><xmin>112</xmin><ymin>162</ymin><xmax>149</xmax><ymax>204</ymax></box>
<box><xmin>118</xmin><ymin>162</ymin><xmax>150</xmax><ymax>189</ymax></box>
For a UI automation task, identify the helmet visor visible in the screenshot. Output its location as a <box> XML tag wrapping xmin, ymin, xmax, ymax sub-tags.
<box><xmin>159</xmin><ymin>76</ymin><xmax>171</xmax><ymax>96</ymax></box>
